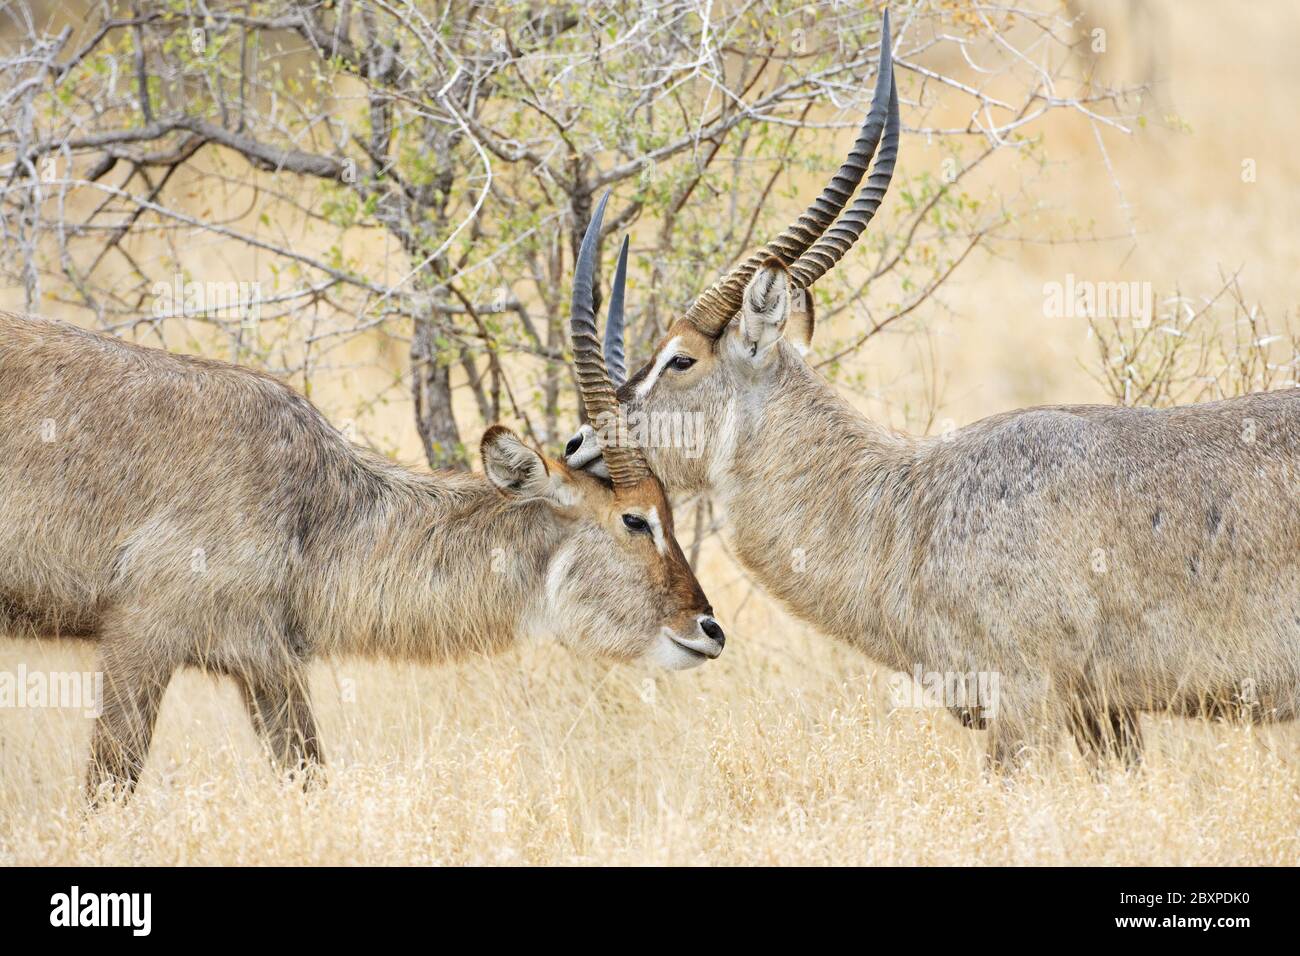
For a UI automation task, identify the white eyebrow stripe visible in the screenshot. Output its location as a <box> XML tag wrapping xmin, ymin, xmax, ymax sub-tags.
<box><xmin>635</xmin><ymin>335</ymin><xmax>682</xmax><ymax>400</ymax></box>
<box><xmin>646</xmin><ymin>505</ymin><xmax>666</xmax><ymax>555</ymax></box>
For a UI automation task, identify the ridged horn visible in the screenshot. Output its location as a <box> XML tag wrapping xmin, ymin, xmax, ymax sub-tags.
<box><xmin>680</xmin><ymin>8</ymin><xmax>894</xmax><ymax>337</ymax></box>
<box><xmin>570</xmin><ymin>191</ymin><xmax>651</xmax><ymax>488</ymax></box>
<box><xmin>605</xmin><ymin>235</ymin><xmax>630</xmax><ymax>387</ymax></box>
<box><xmin>789</xmin><ymin>67</ymin><xmax>899</xmax><ymax>288</ymax></box>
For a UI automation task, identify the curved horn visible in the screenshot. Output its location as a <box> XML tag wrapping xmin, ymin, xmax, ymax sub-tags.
<box><xmin>604</xmin><ymin>235</ymin><xmax>630</xmax><ymax>387</ymax></box>
<box><xmin>570</xmin><ymin>191</ymin><xmax>651</xmax><ymax>488</ymax></box>
<box><xmin>789</xmin><ymin>67</ymin><xmax>899</xmax><ymax>288</ymax></box>
<box><xmin>681</xmin><ymin>8</ymin><xmax>894</xmax><ymax>337</ymax></box>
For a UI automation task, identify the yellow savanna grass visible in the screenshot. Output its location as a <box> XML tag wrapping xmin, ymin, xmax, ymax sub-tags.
<box><xmin>3</xmin><ymin>587</ymin><xmax>1297</xmax><ymax>865</ymax></box>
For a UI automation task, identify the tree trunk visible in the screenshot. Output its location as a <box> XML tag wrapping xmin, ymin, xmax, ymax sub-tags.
<box><xmin>411</xmin><ymin>315</ymin><xmax>466</xmax><ymax>470</ymax></box>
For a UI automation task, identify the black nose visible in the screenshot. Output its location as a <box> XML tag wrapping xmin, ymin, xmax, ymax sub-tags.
<box><xmin>700</xmin><ymin>617</ymin><xmax>725</xmax><ymax>648</ymax></box>
<box><xmin>564</xmin><ymin>435</ymin><xmax>583</xmax><ymax>458</ymax></box>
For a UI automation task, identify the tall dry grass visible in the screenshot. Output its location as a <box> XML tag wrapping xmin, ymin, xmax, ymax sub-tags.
<box><xmin>4</xmin><ymin>609</ymin><xmax>1299</xmax><ymax>866</ymax></box>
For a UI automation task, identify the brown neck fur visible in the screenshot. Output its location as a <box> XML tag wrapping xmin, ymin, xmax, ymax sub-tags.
<box><xmin>296</xmin><ymin>462</ymin><xmax>566</xmax><ymax>662</ymax></box>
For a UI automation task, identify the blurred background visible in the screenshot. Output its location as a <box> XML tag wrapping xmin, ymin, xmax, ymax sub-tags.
<box><xmin>2</xmin><ymin>1</ymin><xmax>1298</xmax><ymax>864</ymax></box>
<box><xmin>5</xmin><ymin>1</ymin><xmax>1297</xmax><ymax>454</ymax></box>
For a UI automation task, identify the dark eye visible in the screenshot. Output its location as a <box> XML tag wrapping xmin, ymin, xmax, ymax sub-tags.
<box><xmin>622</xmin><ymin>513</ymin><xmax>650</xmax><ymax>534</ymax></box>
<box><xmin>668</xmin><ymin>355</ymin><xmax>696</xmax><ymax>371</ymax></box>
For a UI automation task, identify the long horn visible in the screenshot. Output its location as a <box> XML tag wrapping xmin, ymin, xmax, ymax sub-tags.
<box><xmin>788</xmin><ymin>68</ymin><xmax>899</xmax><ymax>288</ymax></box>
<box><xmin>570</xmin><ymin>191</ymin><xmax>651</xmax><ymax>487</ymax></box>
<box><xmin>604</xmin><ymin>235</ymin><xmax>630</xmax><ymax>387</ymax></box>
<box><xmin>680</xmin><ymin>8</ymin><xmax>894</xmax><ymax>337</ymax></box>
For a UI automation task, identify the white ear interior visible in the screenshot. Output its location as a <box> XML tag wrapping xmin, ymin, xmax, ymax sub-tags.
<box><xmin>740</xmin><ymin>261</ymin><xmax>791</xmax><ymax>356</ymax></box>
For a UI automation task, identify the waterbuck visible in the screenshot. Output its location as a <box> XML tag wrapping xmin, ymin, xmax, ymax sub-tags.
<box><xmin>0</xmin><ymin>204</ymin><xmax>723</xmax><ymax>800</ymax></box>
<box><xmin>566</xmin><ymin>10</ymin><xmax>1300</xmax><ymax>768</ymax></box>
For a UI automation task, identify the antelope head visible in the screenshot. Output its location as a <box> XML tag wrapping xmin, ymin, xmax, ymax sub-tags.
<box><xmin>510</xmin><ymin>190</ymin><xmax>724</xmax><ymax>670</ymax></box>
<box><xmin>565</xmin><ymin>10</ymin><xmax>899</xmax><ymax>495</ymax></box>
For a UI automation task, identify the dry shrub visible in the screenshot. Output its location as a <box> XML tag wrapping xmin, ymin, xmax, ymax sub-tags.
<box><xmin>1089</xmin><ymin>272</ymin><xmax>1300</xmax><ymax>407</ymax></box>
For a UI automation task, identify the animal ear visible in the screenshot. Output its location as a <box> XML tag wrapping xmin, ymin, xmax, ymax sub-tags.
<box><xmin>481</xmin><ymin>426</ymin><xmax>550</xmax><ymax>499</ymax></box>
<box><xmin>786</xmin><ymin>284</ymin><xmax>815</xmax><ymax>354</ymax></box>
<box><xmin>739</xmin><ymin>257</ymin><xmax>791</xmax><ymax>356</ymax></box>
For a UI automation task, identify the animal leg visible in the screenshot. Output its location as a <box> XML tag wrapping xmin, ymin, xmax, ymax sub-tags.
<box><xmin>234</xmin><ymin>667</ymin><xmax>325</xmax><ymax>787</ymax></box>
<box><xmin>984</xmin><ymin>680</ymin><xmax>1065</xmax><ymax>773</ymax></box>
<box><xmin>1069</xmin><ymin>705</ymin><xmax>1143</xmax><ymax>770</ymax></box>
<box><xmin>85</xmin><ymin>625</ymin><xmax>179</xmax><ymax>805</ymax></box>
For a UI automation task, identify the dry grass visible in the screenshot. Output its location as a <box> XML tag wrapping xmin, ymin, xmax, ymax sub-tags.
<box><xmin>4</xmin><ymin>598</ymin><xmax>1299</xmax><ymax>866</ymax></box>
